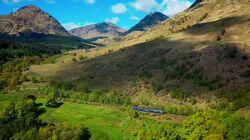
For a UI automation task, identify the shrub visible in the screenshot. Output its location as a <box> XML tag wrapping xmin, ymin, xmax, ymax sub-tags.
<box><xmin>170</xmin><ymin>88</ymin><xmax>189</xmax><ymax>101</ymax></box>
<box><xmin>183</xmin><ymin>111</ymin><xmax>226</xmax><ymax>139</ymax></box>
<box><xmin>45</xmin><ymin>98</ymin><xmax>63</xmax><ymax>108</ymax></box>
<box><xmin>31</xmin><ymin>76</ymin><xmax>37</xmax><ymax>83</ymax></box>
<box><xmin>71</xmin><ymin>58</ymin><xmax>77</xmax><ymax>63</ymax></box>
<box><xmin>152</xmin><ymin>81</ymin><xmax>164</xmax><ymax>93</ymax></box>
<box><xmin>241</xmin><ymin>70</ymin><xmax>250</xmax><ymax>78</ymax></box>
<box><xmin>221</xmin><ymin>29</ymin><xmax>226</xmax><ymax>36</ymax></box>
<box><xmin>217</xmin><ymin>36</ymin><xmax>222</xmax><ymax>41</ymax></box>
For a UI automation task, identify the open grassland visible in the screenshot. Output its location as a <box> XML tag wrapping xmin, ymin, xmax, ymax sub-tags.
<box><xmin>38</xmin><ymin>102</ymin><xmax>133</xmax><ymax>140</ymax></box>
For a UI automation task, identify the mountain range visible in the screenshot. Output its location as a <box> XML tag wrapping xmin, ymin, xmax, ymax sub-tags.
<box><xmin>69</xmin><ymin>22</ymin><xmax>125</xmax><ymax>46</ymax></box>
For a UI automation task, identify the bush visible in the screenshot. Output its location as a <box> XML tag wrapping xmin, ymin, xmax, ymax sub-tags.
<box><xmin>71</xmin><ymin>58</ymin><xmax>77</xmax><ymax>63</ymax></box>
<box><xmin>221</xmin><ymin>29</ymin><xmax>226</xmax><ymax>36</ymax></box>
<box><xmin>45</xmin><ymin>98</ymin><xmax>63</xmax><ymax>108</ymax></box>
<box><xmin>170</xmin><ymin>88</ymin><xmax>189</xmax><ymax>101</ymax></box>
<box><xmin>152</xmin><ymin>81</ymin><xmax>164</xmax><ymax>93</ymax></box>
<box><xmin>217</xmin><ymin>36</ymin><xmax>222</xmax><ymax>41</ymax></box>
<box><xmin>31</xmin><ymin>76</ymin><xmax>37</xmax><ymax>83</ymax></box>
<box><xmin>241</xmin><ymin>70</ymin><xmax>250</xmax><ymax>78</ymax></box>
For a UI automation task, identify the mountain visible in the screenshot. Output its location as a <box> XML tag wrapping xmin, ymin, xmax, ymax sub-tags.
<box><xmin>70</xmin><ymin>22</ymin><xmax>125</xmax><ymax>45</ymax></box>
<box><xmin>126</xmin><ymin>12</ymin><xmax>169</xmax><ymax>34</ymax></box>
<box><xmin>30</xmin><ymin>0</ymin><xmax>250</xmax><ymax>94</ymax></box>
<box><xmin>0</xmin><ymin>5</ymin><xmax>70</xmax><ymax>37</ymax></box>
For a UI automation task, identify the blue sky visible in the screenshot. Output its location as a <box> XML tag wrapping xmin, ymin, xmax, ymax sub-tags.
<box><xmin>0</xmin><ymin>0</ymin><xmax>196</xmax><ymax>30</ymax></box>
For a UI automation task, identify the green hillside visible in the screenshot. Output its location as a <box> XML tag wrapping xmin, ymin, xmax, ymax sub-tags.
<box><xmin>0</xmin><ymin>0</ymin><xmax>250</xmax><ymax>139</ymax></box>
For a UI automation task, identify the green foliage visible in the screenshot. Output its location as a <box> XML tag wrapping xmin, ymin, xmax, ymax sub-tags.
<box><xmin>0</xmin><ymin>56</ymin><xmax>53</xmax><ymax>90</ymax></box>
<box><xmin>170</xmin><ymin>88</ymin><xmax>190</xmax><ymax>101</ymax></box>
<box><xmin>31</xmin><ymin>76</ymin><xmax>37</xmax><ymax>83</ymax></box>
<box><xmin>0</xmin><ymin>96</ymin><xmax>91</xmax><ymax>140</ymax></box>
<box><xmin>127</xmin><ymin>107</ymin><xmax>139</xmax><ymax>119</ymax></box>
<box><xmin>136</xmin><ymin>121</ymin><xmax>186</xmax><ymax>140</ymax></box>
<box><xmin>0</xmin><ymin>42</ymin><xmax>60</xmax><ymax>65</ymax></box>
<box><xmin>52</xmin><ymin>124</ymin><xmax>91</xmax><ymax>140</ymax></box>
<box><xmin>45</xmin><ymin>98</ymin><xmax>63</xmax><ymax>108</ymax></box>
<box><xmin>152</xmin><ymin>81</ymin><xmax>164</xmax><ymax>93</ymax></box>
<box><xmin>165</xmin><ymin>105</ymin><xmax>195</xmax><ymax>116</ymax></box>
<box><xmin>183</xmin><ymin>111</ymin><xmax>250</xmax><ymax>140</ymax></box>
<box><xmin>183</xmin><ymin>111</ymin><xmax>226</xmax><ymax>139</ymax></box>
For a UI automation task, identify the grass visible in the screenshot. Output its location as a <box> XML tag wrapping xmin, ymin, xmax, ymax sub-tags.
<box><xmin>0</xmin><ymin>95</ymin><xmax>134</xmax><ymax>139</ymax></box>
<box><xmin>0</xmin><ymin>94</ymin><xmax>21</xmax><ymax>111</ymax></box>
<box><xmin>38</xmin><ymin>102</ymin><xmax>134</xmax><ymax>140</ymax></box>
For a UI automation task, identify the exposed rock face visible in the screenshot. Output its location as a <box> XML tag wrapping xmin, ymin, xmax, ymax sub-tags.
<box><xmin>126</xmin><ymin>12</ymin><xmax>169</xmax><ymax>34</ymax></box>
<box><xmin>0</xmin><ymin>5</ymin><xmax>70</xmax><ymax>37</ymax></box>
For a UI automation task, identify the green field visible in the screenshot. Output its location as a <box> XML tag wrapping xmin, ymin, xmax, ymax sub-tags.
<box><xmin>0</xmin><ymin>95</ymin><xmax>135</xmax><ymax>140</ymax></box>
<box><xmin>39</xmin><ymin>102</ymin><xmax>134</xmax><ymax>140</ymax></box>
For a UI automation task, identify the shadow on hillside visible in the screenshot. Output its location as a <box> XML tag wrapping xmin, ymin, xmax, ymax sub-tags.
<box><xmin>184</xmin><ymin>16</ymin><xmax>249</xmax><ymax>35</ymax></box>
<box><xmin>52</xmin><ymin>36</ymin><xmax>250</xmax><ymax>94</ymax></box>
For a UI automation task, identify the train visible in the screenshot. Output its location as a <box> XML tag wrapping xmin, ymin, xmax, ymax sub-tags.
<box><xmin>132</xmin><ymin>106</ymin><xmax>164</xmax><ymax>114</ymax></box>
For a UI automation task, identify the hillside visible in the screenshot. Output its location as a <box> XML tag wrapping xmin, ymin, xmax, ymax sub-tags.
<box><xmin>1</xmin><ymin>0</ymin><xmax>250</xmax><ymax>139</ymax></box>
<box><xmin>126</xmin><ymin>12</ymin><xmax>169</xmax><ymax>34</ymax></box>
<box><xmin>30</xmin><ymin>0</ymin><xmax>250</xmax><ymax>95</ymax></box>
<box><xmin>70</xmin><ymin>22</ymin><xmax>125</xmax><ymax>46</ymax></box>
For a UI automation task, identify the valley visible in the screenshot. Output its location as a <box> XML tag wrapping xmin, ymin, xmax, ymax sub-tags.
<box><xmin>0</xmin><ymin>0</ymin><xmax>250</xmax><ymax>140</ymax></box>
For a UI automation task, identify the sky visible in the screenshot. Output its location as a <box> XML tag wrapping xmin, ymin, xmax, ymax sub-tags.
<box><xmin>0</xmin><ymin>0</ymin><xmax>196</xmax><ymax>30</ymax></box>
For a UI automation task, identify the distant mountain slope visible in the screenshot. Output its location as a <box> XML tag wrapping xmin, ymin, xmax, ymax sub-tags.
<box><xmin>70</xmin><ymin>22</ymin><xmax>125</xmax><ymax>46</ymax></box>
<box><xmin>126</xmin><ymin>12</ymin><xmax>169</xmax><ymax>34</ymax></box>
<box><xmin>0</xmin><ymin>5</ymin><xmax>70</xmax><ymax>37</ymax></box>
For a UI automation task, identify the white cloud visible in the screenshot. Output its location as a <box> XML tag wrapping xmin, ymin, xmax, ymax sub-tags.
<box><xmin>130</xmin><ymin>0</ymin><xmax>159</xmax><ymax>12</ymax></box>
<box><xmin>105</xmin><ymin>17</ymin><xmax>119</xmax><ymax>24</ymax></box>
<box><xmin>130</xmin><ymin>16</ymin><xmax>139</xmax><ymax>21</ymax></box>
<box><xmin>62</xmin><ymin>22</ymin><xmax>82</xmax><ymax>30</ymax></box>
<box><xmin>111</xmin><ymin>3</ymin><xmax>127</xmax><ymax>14</ymax></box>
<box><xmin>85</xmin><ymin>0</ymin><xmax>95</xmax><ymax>4</ymax></box>
<box><xmin>161</xmin><ymin>0</ymin><xmax>192</xmax><ymax>17</ymax></box>
<box><xmin>130</xmin><ymin>0</ymin><xmax>192</xmax><ymax>17</ymax></box>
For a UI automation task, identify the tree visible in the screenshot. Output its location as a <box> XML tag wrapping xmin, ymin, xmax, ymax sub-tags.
<box><xmin>183</xmin><ymin>111</ymin><xmax>226</xmax><ymax>139</ymax></box>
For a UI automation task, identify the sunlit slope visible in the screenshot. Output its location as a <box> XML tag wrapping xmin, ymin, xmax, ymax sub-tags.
<box><xmin>30</xmin><ymin>0</ymin><xmax>250</xmax><ymax>94</ymax></box>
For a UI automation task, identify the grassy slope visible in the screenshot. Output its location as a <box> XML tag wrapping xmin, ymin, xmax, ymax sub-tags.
<box><xmin>29</xmin><ymin>0</ymin><xmax>250</xmax><ymax>93</ymax></box>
